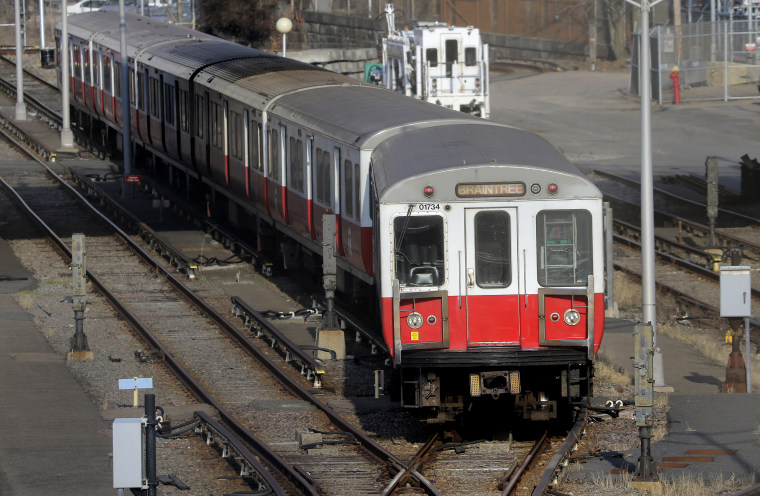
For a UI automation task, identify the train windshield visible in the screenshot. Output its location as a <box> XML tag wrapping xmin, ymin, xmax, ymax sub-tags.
<box><xmin>536</xmin><ymin>210</ymin><xmax>592</xmax><ymax>287</ymax></box>
<box><xmin>394</xmin><ymin>215</ymin><xmax>445</xmax><ymax>287</ymax></box>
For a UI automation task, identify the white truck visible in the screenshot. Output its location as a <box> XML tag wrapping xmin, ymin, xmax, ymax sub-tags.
<box><xmin>380</xmin><ymin>4</ymin><xmax>490</xmax><ymax>118</ymax></box>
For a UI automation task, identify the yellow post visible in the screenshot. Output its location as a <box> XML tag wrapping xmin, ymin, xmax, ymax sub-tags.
<box><xmin>133</xmin><ymin>377</ymin><xmax>139</xmax><ymax>407</ymax></box>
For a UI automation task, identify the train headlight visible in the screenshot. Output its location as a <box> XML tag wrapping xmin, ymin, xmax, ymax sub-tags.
<box><xmin>475</xmin><ymin>78</ymin><xmax>481</xmax><ymax>89</ymax></box>
<box><xmin>407</xmin><ymin>312</ymin><xmax>423</xmax><ymax>329</ymax></box>
<box><xmin>564</xmin><ymin>309</ymin><xmax>581</xmax><ymax>326</ymax></box>
<box><xmin>432</xmin><ymin>78</ymin><xmax>437</xmax><ymax>89</ymax></box>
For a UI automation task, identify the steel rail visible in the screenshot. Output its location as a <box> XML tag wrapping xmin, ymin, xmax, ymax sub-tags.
<box><xmin>500</xmin><ymin>430</ymin><xmax>549</xmax><ymax>496</ymax></box>
<box><xmin>604</xmin><ymin>191</ymin><xmax>760</xmax><ymax>260</ymax></box>
<box><xmin>68</xmin><ymin>169</ymin><xmax>329</xmax><ymax>386</ymax></box>
<box><xmin>0</xmin><ymin>142</ymin><xmax>315</xmax><ymax>495</ymax></box>
<box><xmin>613</xmin><ymin>230</ymin><xmax>760</xmax><ymax>300</ymax></box>
<box><xmin>1</xmin><ymin>85</ymin><xmax>440</xmax><ymax>494</ymax></box>
<box><xmin>531</xmin><ymin>407</ymin><xmax>588</xmax><ymax>495</ymax></box>
<box><xmin>613</xmin><ymin>252</ymin><xmax>760</xmax><ymax>331</ymax></box>
<box><xmin>381</xmin><ymin>432</ymin><xmax>441</xmax><ymax>496</ymax></box>
<box><xmin>0</xmin><ymin>53</ymin><xmax>60</xmax><ymax>91</ymax></box>
<box><xmin>593</xmin><ymin>168</ymin><xmax>760</xmax><ymax>226</ymax></box>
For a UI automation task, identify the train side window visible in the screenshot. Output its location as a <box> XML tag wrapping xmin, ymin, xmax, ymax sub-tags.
<box><xmin>74</xmin><ymin>46</ymin><xmax>81</xmax><ymax>77</ymax></box>
<box><xmin>103</xmin><ymin>56</ymin><xmax>111</xmax><ymax>93</ymax></box>
<box><xmin>84</xmin><ymin>48</ymin><xmax>90</xmax><ymax>81</ymax></box>
<box><xmin>164</xmin><ymin>83</ymin><xmax>175</xmax><ymax>126</ymax></box>
<box><xmin>344</xmin><ymin>160</ymin><xmax>353</xmax><ymax>218</ymax></box>
<box><xmin>354</xmin><ymin>163</ymin><xmax>360</xmax><ymax>219</ymax></box>
<box><xmin>128</xmin><ymin>68</ymin><xmax>135</xmax><ymax>105</ymax></box>
<box><xmin>179</xmin><ymin>89</ymin><xmax>188</xmax><ymax>131</ymax></box>
<box><xmin>137</xmin><ymin>72</ymin><xmax>145</xmax><ymax>110</ymax></box>
<box><xmin>114</xmin><ymin>61</ymin><xmax>121</xmax><ymax>95</ymax></box>
<box><xmin>251</xmin><ymin>121</ymin><xmax>261</xmax><ymax>171</ymax></box>
<box><xmin>210</xmin><ymin>101</ymin><xmax>223</xmax><ymax>148</ymax></box>
<box><xmin>315</xmin><ymin>147</ymin><xmax>330</xmax><ymax>205</ymax></box>
<box><xmin>268</xmin><ymin>128</ymin><xmax>279</xmax><ymax>180</ymax></box>
<box><xmin>425</xmin><ymin>48</ymin><xmax>437</xmax><ymax>67</ymax></box>
<box><xmin>229</xmin><ymin>111</ymin><xmax>242</xmax><ymax>159</ymax></box>
<box><xmin>536</xmin><ymin>210</ymin><xmax>592</xmax><ymax>287</ymax></box>
<box><xmin>288</xmin><ymin>137</ymin><xmax>304</xmax><ymax>192</ymax></box>
<box><xmin>194</xmin><ymin>95</ymin><xmax>204</xmax><ymax>138</ymax></box>
<box><xmin>394</xmin><ymin>215</ymin><xmax>444</xmax><ymax>287</ymax></box>
<box><xmin>474</xmin><ymin>210</ymin><xmax>510</xmax><ymax>288</ymax></box>
<box><xmin>149</xmin><ymin>78</ymin><xmax>159</xmax><ymax>119</ymax></box>
<box><xmin>93</xmin><ymin>51</ymin><xmax>99</xmax><ymax>86</ymax></box>
<box><xmin>465</xmin><ymin>47</ymin><xmax>477</xmax><ymax>66</ymax></box>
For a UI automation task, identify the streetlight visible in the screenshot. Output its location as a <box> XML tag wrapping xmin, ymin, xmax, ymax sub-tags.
<box><xmin>276</xmin><ymin>17</ymin><xmax>292</xmax><ymax>57</ymax></box>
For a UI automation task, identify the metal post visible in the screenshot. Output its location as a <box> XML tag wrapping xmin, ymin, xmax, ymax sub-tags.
<box><xmin>68</xmin><ymin>234</ymin><xmax>93</xmax><ymax>360</ymax></box>
<box><xmin>705</xmin><ymin>156</ymin><xmax>719</xmax><ymax>245</ymax></box>
<box><xmin>632</xmin><ymin>324</ymin><xmax>658</xmax><ymax>483</ymax></box>
<box><xmin>39</xmin><ymin>0</ymin><xmax>46</xmax><ymax>48</ymax></box>
<box><xmin>144</xmin><ymin>394</ymin><xmax>157</xmax><ymax>496</ymax></box>
<box><xmin>322</xmin><ymin>213</ymin><xmax>339</xmax><ymax>330</ymax></box>
<box><xmin>120</xmin><ymin>0</ymin><xmax>133</xmax><ymax>198</ymax></box>
<box><xmin>14</xmin><ymin>0</ymin><xmax>27</xmax><ymax>121</ymax></box>
<box><xmin>746</xmin><ymin>316</ymin><xmax>751</xmax><ymax>393</ymax></box>
<box><xmin>60</xmin><ymin>1</ymin><xmax>75</xmax><ymax>148</ymax></box>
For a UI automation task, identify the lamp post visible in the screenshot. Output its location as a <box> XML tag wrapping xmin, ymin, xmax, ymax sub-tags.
<box><xmin>276</xmin><ymin>17</ymin><xmax>292</xmax><ymax>57</ymax></box>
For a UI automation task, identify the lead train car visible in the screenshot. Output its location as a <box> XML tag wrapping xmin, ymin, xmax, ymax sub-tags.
<box><xmin>58</xmin><ymin>12</ymin><xmax>605</xmax><ymax>423</ymax></box>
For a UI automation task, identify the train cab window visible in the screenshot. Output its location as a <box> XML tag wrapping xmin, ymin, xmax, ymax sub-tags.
<box><xmin>425</xmin><ymin>48</ymin><xmax>438</xmax><ymax>67</ymax></box>
<box><xmin>465</xmin><ymin>47</ymin><xmax>477</xmax><ymax>66</ymax></box>
<box><xmin>164</xmin><ymin>83</ymin><xmax>175</xmax><ymax>126</ymax></box>
<box><xmin>268</xmin><ymin>128</ymin><xmax>279</xmax><ymax>180</ymax></box>
<box><xmin>149</xmin><ymin>78</ymin><xmax>160</xmax><ymax>118</ymax></box>
<box><xmin>474</xmin><ymin>211</ymin><xmax>511</xmax><ymax>288</ymax></box>
<box><xmin>229</xmin><ymin>111</ymin><xmax>242</xmax><ymax>159</ymax></box>
<box><xmin>394</xmin><ymin>215</ymin><xmax>444</xmax><ymax>287</ymax></box>
<box><xmin>536</xmin><ymin>210</ymin><xmax>592</xmax><ymax>287</ymax></box>
<box><xmin>344</xmin><ymin>160</ymin><xmax>353</xmax><ymax>218</ymax></box>
<box><xmin>288</xmin><ymin>137</ymin><xmax>304</xmax><ymax>192</ymax></box>
<box><xmin>195</xmin><ymin>94</ymin><xmax>204</xmax><ymax>138</ymax></box>
<box><xmin>179</xmin><ymin>89</ymin><xmax>188</xmax><ymax>131</ymax></box>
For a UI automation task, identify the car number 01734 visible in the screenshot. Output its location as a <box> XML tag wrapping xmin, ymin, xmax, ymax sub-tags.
<box><xmin>418</xmin><ymin>203</ymin><xmax>440</xmax><ymax>211</ymax></box>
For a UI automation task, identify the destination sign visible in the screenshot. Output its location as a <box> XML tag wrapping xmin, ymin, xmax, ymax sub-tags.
<box><xmin>455</xmin><ymin>182</ymin><xmax>526</xmax><ymax>198</ymax></box>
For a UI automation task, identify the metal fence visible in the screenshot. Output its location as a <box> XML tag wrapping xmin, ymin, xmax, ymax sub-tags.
<box><xmin>631</xmin><ymin>20</ymin><xmax>760</xmax><ymax>104</ymax></box>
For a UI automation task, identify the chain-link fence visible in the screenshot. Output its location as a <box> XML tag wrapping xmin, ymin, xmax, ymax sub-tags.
<box><xmin>631</xmin><ymin>20</ymin><xmax>760</xmax><ymax>104</ymax></box>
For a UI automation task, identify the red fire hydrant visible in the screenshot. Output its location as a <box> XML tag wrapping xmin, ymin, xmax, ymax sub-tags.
<box><xmin>670</xmin><ymin>66</ymin><xmax>680</xmax><ymax>105</ymax></box>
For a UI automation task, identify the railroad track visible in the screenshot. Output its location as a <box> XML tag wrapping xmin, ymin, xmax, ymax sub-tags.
<box><xmin>590</xmin><ymin>169</ymin><xmax>760</xmax><ymax>331</ymax></box>
<box><xmin>0</xmin><ymin>118</ymin><xmax>457</xmax><ymax>495</ymax></box>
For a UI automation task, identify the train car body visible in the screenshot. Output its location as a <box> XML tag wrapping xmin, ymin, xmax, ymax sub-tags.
<box><xmin>58</xmin><ymin>12</ymin><xmax>604</xmax><ymax>423</ymax></box>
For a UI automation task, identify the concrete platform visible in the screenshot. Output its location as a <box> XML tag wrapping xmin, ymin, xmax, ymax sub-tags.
<box><xmin>0</xmin><ymin>240</ymin><xmax>113</xmax><ymax>496</ymax></box>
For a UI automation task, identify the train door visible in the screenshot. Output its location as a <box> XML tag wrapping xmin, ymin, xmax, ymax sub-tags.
<box><xmin>443</xmin><ymin>38</ymin><xmax>458</xmax><ymax>79</ymax></box>
<box><xmin>464</xmin><ymin>208</ymin><xmax>520</xmax><ymax>346</ymax></box>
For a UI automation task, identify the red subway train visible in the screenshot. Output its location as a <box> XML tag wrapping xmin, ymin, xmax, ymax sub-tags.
<box><xmin>58</xmin><ymin>12</ymin><xmax>605</xmax><ymax>423</ymax></box>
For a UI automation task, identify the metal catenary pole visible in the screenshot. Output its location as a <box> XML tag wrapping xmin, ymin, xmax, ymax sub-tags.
<box><xmin>14</xmin><ymin>0</ymin><xmax>27</xmax><ymax>121</ymax></box>
<box><xmin>60</xmin><ymin>2</ymin><xmax>75</xmax><ymax>148</ymax></box>
<box><xmin>120</xmin><ymin>0</ymin><xmax>133</xmax><ymax>198</ymax></box>
<box><xmin>622</xmin><ymin>0</ymin><xmax>668</xmax><ymax>389</ymax></box>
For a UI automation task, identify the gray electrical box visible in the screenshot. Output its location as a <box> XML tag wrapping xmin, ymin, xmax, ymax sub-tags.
<box><xmin>720</xmin><ymin>266</ymin><xmax>752</xmax><ymax>317</ymax></box>
<box><xmin>113</xmin><ymin>417</ymin><xmax>144</xmax><ymax>489</ymax></box>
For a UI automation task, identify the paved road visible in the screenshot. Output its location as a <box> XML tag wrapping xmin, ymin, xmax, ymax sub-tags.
<box><xmin>489</xmin><ymin>69</ymin><xmax>760</xmax><ymax>192</ymax></box>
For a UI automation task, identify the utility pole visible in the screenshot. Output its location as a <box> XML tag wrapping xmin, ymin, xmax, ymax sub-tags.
<box><xmin>14</xmin><ymin>0</ymin><xmax>27</xmax><ymax>121</ymax></box>
<box><xmin>623</xmin><ymin>0</ymin><xmax>670</xmax><ymax>391</ymax></box>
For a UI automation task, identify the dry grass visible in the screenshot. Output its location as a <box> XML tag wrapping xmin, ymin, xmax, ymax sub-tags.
<box><xmin>16</xmin><ymin>291</ymin><xmax>34</xmax><ymax>312</ymax></box>
<box><xmin>595</xmin><ymin>351</ymin><xmax>633</xmax><ymax>388</ymax></box>
<box><xmin>566</xmin><ymin>469</ymin><xmax>753</xmax><ymax>495</ymax></box>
